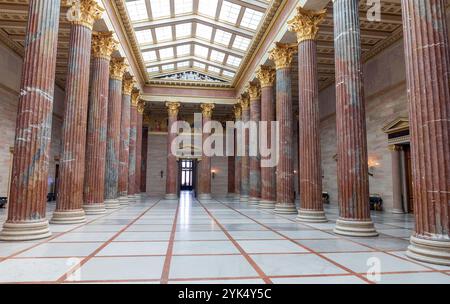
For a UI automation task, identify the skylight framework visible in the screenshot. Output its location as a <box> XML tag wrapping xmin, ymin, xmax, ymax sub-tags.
<box><xmin>125</xmin><ymin>0</ymin><xmax>270</xmax><ymax>84</ymax></box>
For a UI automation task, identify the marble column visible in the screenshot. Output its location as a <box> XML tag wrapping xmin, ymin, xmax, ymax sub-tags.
<box><xmin>198</xmin><ymin>103</ymin><xmax>215</xmax><ymax>200</ymax></box>
<box><xmin>333</xmin><ymin>0</ymin><xmax>377</xmax><ymax>236</ymax></box>
<box><xmin>269</xmin><ymin>43</ymin><xmax>298</xmax><ymax>214</ymax></box>
<box><xmin>118</xmin><ymin>76</ymin><xmax>135</xmax><ymax>205</ymax></box>
<box><xmin>227</xmin><ymin>155</ymin><xmax>235</xmax><ymax>198</ymax></box>
<box><xmin>240</xmin><ymin>95</ymin><xmax>250</xmax><ymax>202</ymax></box>
<box><xmin>248</xmin><ymin>83</ymin><xmax>261</xmax><ymax>205</ymax></box>
<box><xmin>141</xmin><ymin>126</ymin><xmax>149</xmax><ymax>192</ymax></box>
<box><xmin>256</xmin><ymin>66</ymin><xmax>277</xmax><ymax>209</ymax></box>
<box><xmin>288</xmin><ymin>7</ymin><xmax>328</xmax><ymax>222</ymax></box>
<box><xmin>51</xmin><ymin>2</ymin><xmax>103</xmax><ymax>224</ymax></box>
<box><xmin>233</xmin><ymin>104</ymin><xmax>242</xmax><ymax>201</ymax></box>
<box><xmin>0</xmin><ymin>0</ymin><xmax>61</xmax><ymax>241</ymax></box>
<box><xmin>390</xmin><ymin>145</ymin><xmax>404</xmax><ymax>214</ymax></box>
<box><xmin>135</xmin><ymin>100</ymin><xmax>145</xmax><ymax>196</ymax></box>
<box><xmin>104</xmin><ymin>57</ymin><xmax>127</xmax><ymax>209</ymax></box>
<box><xmin>127</xmin><ymin>90</ymin><xmax>139</xmax><ymax>201</ymax></box>
<box><xmin>401</xmin><ymin>0</ymin><xmax>450</xmax><ymax>266</ymax></box>
<box><xmin>165</xmin><ymin>102</ymin><xmax>181</xmax><ymax>200</ymax></box>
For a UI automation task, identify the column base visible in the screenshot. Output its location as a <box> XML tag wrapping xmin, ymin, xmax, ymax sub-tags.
<box><xmin>392</xmin><ymin>209</ymin><xmax>405</xmax><ymax>214</ymax></box>
<box><xmin>118</xmin><ymin>196</ymin><xmax>130</xmax><ymax>206</ymax></box>
<box><xmin>274</xmin><ymin>204</ymin><xmax>298</xmax><ymax>215</ymax></box>
<box><xmin>198</xmin><ymin>193</ymin><xmax>212</xmax><ymax>200</ymax></box>
<box><xmin>0</xmin><ymin>220</ymin><xmax>52</xmax><ymax>241</ymax></box>
<box><xmin>333</xmin><ymin>218</ymin><xmax>378</xmax><ymax>237</ymax></box>
<box><xmin>165</xmin><ymin>193</ymin><xmax>178</xmax><ymax>200</ymax></box>
<box><xmin>83</xmin><ymin>204</ymin><xmax>107</xmax><ymax>215</ymax></box>
<box><xmin>240</xmin><ymin>195</ymin><xmax>249</xmax><ymax>202</ymax></box>
<box><xmin>248</xmin><ymin>197</ymin><xmax>260</xmax><ymax>206</ymax></box>
<box><xmin>50</xmin><ymin>210</ymin><xmax>86</xmax><ymax>225</ymax></box>
<box><xmin>234</xmin><ymin>194</ymin><xmax>241</xmax><ymax>201</ymax></box>
<box><xmin>297</xmin><ymin>209</ymin><xmax>328</xmax><ymax>223</ymax></box>
<box><xmin>226</xmin><ymin>192</ymin><xmax>235</xmax><ymax>199</ymax></box>
<box><xmin>407</xmin><ymin>235</ymin><xmax>450</xmax><ymax>266</ymax></box>
<box><xmin>104</xmin><ymin>199</ymin><xmax>121</xmax><ymax>209</ymax></box>
<box><xmin>258</xmin><ymin>200</ymin><xmax>276</xmax><ymax>209</ymax></box>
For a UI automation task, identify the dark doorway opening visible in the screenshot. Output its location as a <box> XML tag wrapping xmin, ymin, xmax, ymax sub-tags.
<box><xmin>180</xmin><ymin>159</ymin><xmax>194</xmax><ymax>191</ymax></box>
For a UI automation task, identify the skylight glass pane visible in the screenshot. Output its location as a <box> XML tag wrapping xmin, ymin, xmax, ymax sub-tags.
<box><xmin>135</xmin><ymin>29</ymin><xmax>153</xmax><ymax>44</ymax></box>
<box><xmin>196</xmin><ymin>23</ymin><xmax>213</xmax><ymax>41</ymax></box>
<box><xmin>150</xmin><ymin>0</ymin><xmax>171</xmax><ymax>19</ymax></box>
<box><xmin>208</xmin><ymin>66</ymin><xmax>220</xmax><ymax>74</ymax></box>
<box><xmin>194</xmin><ymin>61</ymin><xmax>206</xmax><ymax>69</ymax></box>
<box><xmin>177</xmin><ymin>44</ymin><xmax>191</xmax><ymax>56</ymax></box>
<box><xmin>214</xmin><ymin>29</ymin><xmax>232</xmax><ymax>46</ymax></box>
<box><xmin>155</xmin><ymin>26</ymin><xmax>173</xmax><ymax>42</ymax></box>
<box><xmin>142</xmin><ymin>50</ymin><xmax>157</xmax><ymax>62</ymax></box>
<box><xmin>232</xmin><ymin>36</ymin><xmax>251</xmax><ymax>51</ymax></box>
<box><xmin>175</xmin><ymin>0</ymin><xmax>193</xmax><ymax>15</ymax></box>
<box><xmin>194</xmin><ymin>45</ymin><xmax>209</xmax><ymax>58</ymax></box>
<box><xmin>126</xmin><ymin>0</ymin><xmax>148</xmax><ymax>21</ymax></box>
<box><xmin>240</xmin><ymin>8</ymin><xmax>264</xmax><ymax>30</ymax></box>
<box><xmin>226</xmin><ymin>55</ymin><xmax>242</xmax><ymax>67</ymax></box>
<box><xmin>223</xmin><ymin>70</ymin><xmax>235</xmax><ymax>78</ymax></box>
<box><xmin>176</xmin><ymin>23</ymin><xmax>192</xmax><ymax>38</ymax></box>
<box><xmin>162</xmin><ymin>64</ymin><xmax>175</xmax><ymax>71</ymax></box>
<box><xmin>159</xmin><ymin>47</ymin><xmax>174</xmax><ymax>59</ymax></box>
<box><xmin>219</xmin><ymin>1</ymin><xmax>241</xmax><ymax>24</ymax></box>
<box><xmin>198</xmin><ymin>0</ymin><xmax>218</xmax><ymax>18</ymax></box>
<box><xmin>177</xmin><ymin>61</ymin><xmax>190</xmax><ymax>68</ymax></box>
<box><xmin>210</xmin><ymin>50</ymin><xmax>225</xmax><ymax>63</ymax></box>
<box><xmin>147</xmin><ymin>66</ymin><xmax>159</xmax><ymax>73</ymax></box>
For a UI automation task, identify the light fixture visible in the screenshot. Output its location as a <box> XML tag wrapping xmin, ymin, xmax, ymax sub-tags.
<box><xmin>211</xmin><ymin>169</ymin><xmax>216</xmax><ymax>179</ymax></box>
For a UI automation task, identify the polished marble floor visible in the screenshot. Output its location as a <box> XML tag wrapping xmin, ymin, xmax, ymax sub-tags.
<box><xmin>0</xmin><ymin>192</ymin><xmax>449</xmax><ymax>284</ymax></box>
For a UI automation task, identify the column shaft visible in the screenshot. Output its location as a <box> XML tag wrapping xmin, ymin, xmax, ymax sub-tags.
<box><xmin>249</xmin><ymin>90</ymin><xmax>261</xmax><ymax>205</ymax></box>
<box><xmin>390</xmin><ymin>145</ymin><xmax>404</xmax><ymax>214</ymax></box>
<box><xmin>198</xmin><ymin>103</ymin><xmax>214</xmax><ymax>200</ymax></box>
<box><xmin>240</xmin><ymin>101</ymin><xmax>250</xmax><ymax>202</ymax></box>
<box><xmin>118</xmin><ymin>90</ymin><xmax>131</xmax><ymax>203</ymax></box>
<box><xmin>128</xmin><ymin>103</ymin><xmax>138</xmax><ymax>196</ymax></box>
<box><xmin>135</xmin><ymin>111</ymin><xmax>143</xmax><ymax>195</ymax></box>
<box><xmin>401</xmin><ymin>0</ymin><xmax>450</xmax><ymax>265</ymax></box>
<box><xmin>234</xmin><ymin>118</ymin><xmax>241</xmax><ymax>200</ymax></box>
<box><xmin>165</xmin><ymin>102</ymin><xmax>180</xmax><ymax>200</ymax></box>
<box><xmin>0</xmin><ymin>0</ymin><xmax>61</xmax><ymax>241</ymax></box>
<box><xmin>141</xmin><ymin>126</ymin><xmax>148</xmax><ymax>192</ymax></box>
<box><xmin>227</xmin><ymin>156</ymin><xmax>235</xmax><ymax>197</ymax></box>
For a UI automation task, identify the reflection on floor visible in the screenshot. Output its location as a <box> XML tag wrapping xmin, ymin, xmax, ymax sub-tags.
<box><xmin>0</xmin><ymin>192</ymin><xmax>449</xmax><ymax>284</ymax></box>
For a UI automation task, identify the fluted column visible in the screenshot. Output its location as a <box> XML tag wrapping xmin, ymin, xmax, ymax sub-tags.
<box><xmin>389</xmin><ymin>145</ymin><xmax>404</xmax><ymax>214</ymax></box>
<box><xmin>104</xmin><ymin>57</ymin><xmax>127</xmax><ymax>209</ymax></box>
<box><xmin>269</xmin><ymin>43</ymin><xmax>298</xmax><ymax>214</ymax></box>
<box><xmin>117</xmin><ymin>77</ymin><xmax>135</xmax><ymax>205</ymax></box>
<box><xmin>141</xmin><ymin>125</ymin><xmax>148</xmax><ymax>192</ymax></box>
<box><xmin>165</xmin><ymin>102</ymin><xmax>181</xmax><ymax>200</ymax></box>
<box><xmin>333</xmin><ymin>0</ymin><xmax>377</xmax><ymax>236</ymax></box>
<box><xmin>135</xmin><ymin>100</ymin><xmax>145</xmax><ymax>197</ymax></box>
<box><xmin>288</xmin><ymin>7</ymin><xmax>328</xmax><ymax>222</ymax></box>
<box><xmin>240</xmin><ymin>95</ymin><xmax>250</xmax><ymax>202</ymax></box>
<box><xmin>198</xmin><ymin>103</ymin><xmax>215</xmax><ymax>200</ymax></box>
<box><xmin>52</xmin><ymin>1</ymin><xmax>104</xmax><ymax>223</ymax></box>
<box><xmin>233</xmin><ymin>104</ymin><xmax>242</xmax><ymax>201</ymax></box>
<box><xmin>248</xmin><ymin>83</ymin><xmax>261</xmax><ymax>205</ymax></box>
<box><xmin>401</xmin><ymin>0</ymin><xmax>450</xmax><ymax>266</ymax></box>
<box><xmin>256</xmin><ymin>66</ymin><xmax>277</xmax><ymax>209</ymax></box>
<box><xmin>0</xmin><ymin>0</ymin><xmax>61</xmax><ymax>241</ymax></box>
<box><xmin>127</xmin><ymin>90</ymin><xmax>139</xmax><ymax>201</ymax></box>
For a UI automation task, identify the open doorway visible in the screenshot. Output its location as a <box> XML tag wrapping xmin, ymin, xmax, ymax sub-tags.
<box><xmin>180</xmin><ymin>159</ymin><xmax>195</xmax><ymax>191</ymax></box>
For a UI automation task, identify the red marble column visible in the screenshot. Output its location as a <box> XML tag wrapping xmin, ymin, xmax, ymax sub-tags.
<box><xmin>141</xmin><ymin>126</ymin><xmax>148</xmax><ymax>192</ymax></box>
<box><xmin>227</xmin><ymin>154</ymin><xmax>235</xmax><ymax>197</ymax></box>
<box><xmin>0</xmin><ymin>0</ymin><xmax>61</xmax><ymax>241</ymax></box>
<box><xmin>248</xmin><ymin>83</ymin><xmax>261</xmax><ymax>205</ymax></box>
<box><xmin>198</xmin><ymin>103</ymin><xmax>215</xmax><ymax>200</ymax></box>
<box><xmin>401</xmin><ymin>0</ymin><xmax>450</xmax><ymax>266</ymax></box>
<box><xmin>104</xmin><ymin>57</ymin><xmax>127</xmax><ymax>209</ymax></box>
<box><xmin>127</xmin><ymin>91</ymin><xmax>139</xmax><ymax>200</ymax></box>
<box><xmin>288</xmin><ymin>7</ymin><xmax>328</xmax><ymax>222</ymax></box>
<box><xmin>135</xmin><ymin>101</ymin><xmax>144</xmax><ymax>196</ymax></box>
<box><xmin>165</xmin><ymin>102</ymin><xmax>181</xmax><ymax>200</ymax></box>
<box><xmin>256</xmin><ymin>66</ymin><xmax>277</xmax><ymax>209</ymax></box>
<box><xmin>269</xmin><ymin>43</ymin><xmax>298</xmax><ymax>214</ymax></box>
<box><xmin>51</xmin><ymin>9</ymin><xmax>105</xmax><ymax>223</ymax></box>
<box><xmin>240</xmin><ymin>95</ymin><xmax>250</xmax><ymax>202</ymax></box>
<box><xmin>117</xmin><ymin>77</ymin><xmax>135</xmax><ymax>205</ymax></box>
<box><xmin>333</xmin><ymin>0</ymin><xmax>377</xmax><ymax>236</ymax></box>
<box><xmin>233</xmin><ymin>104</ymin><xmax>242</xmax><ymax>201</ymax></box>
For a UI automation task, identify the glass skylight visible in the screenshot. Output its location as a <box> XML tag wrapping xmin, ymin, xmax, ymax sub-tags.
<box><xmin>214</xmin><ymin>29</ymin><xmax>232</xmax><ymax>46</ymax></box>
<box><xmin>194</xmin><ymin>62</ymin><xmax>206</xmax><ymax>69</ymax></box>
<box><xmin>194</xmin><ymin>45</ymin><xmax>209</xmax><ymax>58</ymax></box>
<box><xmin>232</xmin><ymin>36</ymin><xmax>251</xmax><ymax>51</ymax></box>
<box><xmin>196</xmin><ymin>23</ymin><xmax>213</xmax><ymax>41</ymax></box>
<box><xmin>150</xmin><ymin>0</ymin><xmax>171</xmax><ymax>19</ymax></box>
<box><xmin>162</xmin><ymin>64</ymin><xmax>175</xmax><ymax>71</ymax></box>
<box><xmin>176</xmin><ymin>44</ymin><xmax>191</xmax><ymax>57</ymax></box>
<box><xmin>208</xmin><ymin>66</ymin><xmax>220</xmax><ymax>74</ymax></box>
<box><xmin>159</xmin><ymin>47</ymin><xmax>174</xmax><ymax>59</ymax></box>
<box><xmin>219</xmin><ymin>1</ymin><xmax>242</xmax><ymax>24</ymax></box>
<box><xmin>142</xmin><ymin>50</ymin><xmax>157</xmax><ymax>62</ymax></box>
<box><xmin>135</xmin><ymin>29</ymin><xmax>153</xmax><ymax>44</ymax></box>
<box><xmin>126</xmin><ymin>0</ymin><xmax>148</xmax><ymax>22</ymax></box>
<box><xmin>177</xmin><ymin>61</ymin><xmax>190</xmax><ymax>68</ymax></box>
<box><xmin>175</xmin><ymin>23</ymin><xmax>192</xmax><ymax>38</ymax></box>
<box><xmin>223</xmin><ymin>70</ymin><xmax>235</xmax><ymax>78</ymax></box>
<box><xmin>226</xmin><ymin>55</ymin><xmax>242</xmax><ymax>67</ymax></box>
<box><xmin>174</xmin><ymin>0</ymin><xmax>193</xmax><ymax>15</ymax></box>
<box><xmin>240</xmin><ymin>8</ymin><xmax>264</xmax><ymax>30</ymax></box>
<box><xmin>198</xmin><ymin>0</ymin><xmax>218</xmax><ymax>18</ymax></box>
<box><xmin>155</xmin><ymin>26</ymin><xmax>173</xmax><ymax>42</ymax></box>
<box><xmin>147</xmin><ymin>66</ymin><xmax>160</xmax><ymax>73</ymax></box>
<box><xmin>210</xmin><ymin>50</ymin><xmax>225</xmax><ymax>63</ymax></box>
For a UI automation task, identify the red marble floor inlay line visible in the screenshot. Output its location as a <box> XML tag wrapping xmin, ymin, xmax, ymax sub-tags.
<box><xmin>160</xmin><ymin>202</ymin><xmax>181</xmax><ymax>284</ymax></box>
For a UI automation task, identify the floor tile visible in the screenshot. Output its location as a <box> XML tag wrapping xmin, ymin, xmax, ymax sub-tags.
<box><xmin>296</xmin><ymin>239</ymin><xmax>374</xmax><ymax>253</ymax></box>
<box><xmin>97</xmin><ymin>241</ymin><xmax>168</xmax><ymax>256</ymax></box>
<box><xmin>51</xmin><ymin>232</ymin><xmax>116</xmax><ymax>242</ymax></box>
<box><xmin>175</xmin><ymin>231</ymin><xmax>228</xmax><ymax>241</ymax></box>
<box><xmin>370</xmin><ymin>272</ymin><xmax>450</xmax><ymax>284</ymax></box>
<box><xmin>114</xmin><ymin>231</ymin><xmax>171</xmax><ymax>242</ymax></box>
<box><xmin>271</xmin><ymin>275</ymin><xmax>367</xmax><ymax>284</ymax></box>
<box><xmin>173</xmin><ymin>241</ymin><xmax>238</xmax><ymax>255</ymax></box>
<box><xmin>237</xmin><ymin>240</ymin><xmax>308</xmax><ymax>254</ymax></box>
<box><xmin>17</xmin><ymin>242</ymin><xmax>101</xmax><ymax>258</ymax></box>
<box><xmin>0</xmin><ymin>258</ymin><xmax>72</xmax><ymax>282</ymax></box>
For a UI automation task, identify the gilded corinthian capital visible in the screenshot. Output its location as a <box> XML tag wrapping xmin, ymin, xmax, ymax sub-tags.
<box><xmin>256</xmin><ymin>65</ymin><xmax>276</xmax><ymax>88</ymax></box>
<box><xmin>269</xmin><ymin>43</ymin><xmax>298</xmax><ymax>70</ymax></box>
<box><xmin>248</xmin><ymin>83</ymin><xmax>261</xmax><ymax>100</ymax></box>
<box><xmin>110</xmin><ymin>57</ymin><xmax>128</xmax><ymax>80</ymax></box>
<box><xmin>92</xmin><ymin>32</ymin><xmax>117</xmax><ymax>60</ymax></box>
<box><xmin>200</xmin><ymin>103</ymin><xmax>215</xmax><ymax>118</ymax></box>
<box><xmin>233</xmin><ymin>104</ymin><xmax>242</xmax><ymax>120</ymax></box>
<box><xmin>166</xmin><ymin>102</ymin><xmax>181</xmax><ymax>117</ymax></box>
<box><xmin>239</xmin><ymin>93</ymin><xmax>250</xmax><ymax>110</ymax></box>
<box><xmin>131</xmin><ymin>90</ymin><xmax>140</xmax><ymax>107</ymax></box>
<box><xmin>122</xmin><ymin>76</ymin><xmax>135</xmax><ymax>95</ymax></box>
<box><xmin>65</xmin><ymin>0</ymin><xmax>104</xmax><ymax>30</ymax></box>
<box><xmin>137</xmin><ymin>100</ymin><xmax>146</xmax><ymax>114</ymax></box>
<box><xmin>288</xmin><ymin>7</ymin><xmax>327</xmax><ymax>43</ymax></box>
